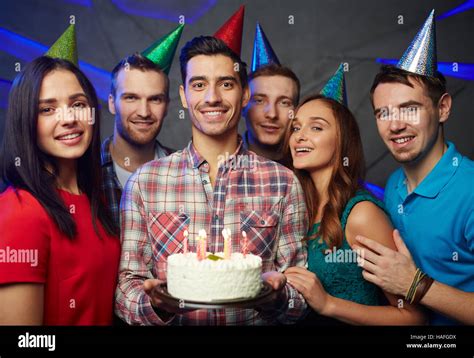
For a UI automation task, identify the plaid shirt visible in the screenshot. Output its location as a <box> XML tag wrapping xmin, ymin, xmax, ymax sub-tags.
<box><xmin>115</xmin><ymin>138</ymin><xmax>308</xmax><ymax>326</ymax></box>
<box><xmin>101</xmin><ymin>136</ymin><xmax>173</xmax><ymax>228</ymax></box>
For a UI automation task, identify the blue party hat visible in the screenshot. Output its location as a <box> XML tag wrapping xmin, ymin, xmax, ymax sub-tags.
<box><xmin>396</xmin><ymin>9</ymin><xmax>437</xmax><ymax>77</ymax></box>
<box><xmin>320</xmin><ymin>64</ymin><xmax>347</xmax><ymax>107</ymax></box>
<box><xmin>251</xmin><ymin>23</ymin><xmax>280</xmax><ymax>72</ymax></box>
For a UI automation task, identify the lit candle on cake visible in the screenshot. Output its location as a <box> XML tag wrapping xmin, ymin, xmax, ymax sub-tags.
<box><xmin>241</xmin><ymin>230</ymin><xmax>248</xmax><ymax>257</ymax></box>
<box><xmin>222</xmin><ymin>228</ymin><xmax>231</xmax><ymax>259</ymax></box>
<box><xmin>183</xmin><ymin>229</ymin><xmax>188</xmax><ymax>254</ymax></box>
<box><xmin>197</xmin><ymin>229</ymin><xmax>207</xmax><ymax>260</ymax></box>
<box><xmin>196</xmin><ymin>237</ymin><xmax>202</xmax><ymax>260</ymax></box>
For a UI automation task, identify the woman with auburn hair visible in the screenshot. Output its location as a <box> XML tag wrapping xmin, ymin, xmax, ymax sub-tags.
<box><xmin>283</xmin><ymin>91</ymin><xmax>426</xmax><ymax>325</ymax></box>
<box><xmin>0</xmin><ymin>56</ymin><xmax>119</xmax><ymax>325</ymax></box>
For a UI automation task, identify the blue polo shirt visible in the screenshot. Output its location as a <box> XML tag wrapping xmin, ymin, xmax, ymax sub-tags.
<box><xmin>384</xmin><ymin>141</ymin><xmax>474</xmax><ymax>325</ymax></box>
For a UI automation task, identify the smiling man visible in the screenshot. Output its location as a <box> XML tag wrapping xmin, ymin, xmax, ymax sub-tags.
<box><xmin>101</xmin><ymin>25</ymin><xmax>184</xmax><ymax>228</ymax></box>
<box><xmin>115</xmin><ymin>34</ymin><xmax>308</xmax><ymax>326</ymax></box>
<box><xmin>102</xmin><ymin>55</ymin><xmax>173</xmax><ymax>227</ymax></box>
<box><xmin>243</xmin><ymin>65</ymin><xmax>300</xmax><ymax>162</ymax></box>
<box><xmin>357</xmin><ymin>10</ymin><xmax>474</xmax><ymax>325</ymax></box>
<box><xmin>361</xmin><ymin>64</ymin><xmax>474</xmax><ymax>325</ymax></box>
<box><xmin>243</xmin><ymin>23</ymin><xmax>300</xmax><ymax>162</ymax></box>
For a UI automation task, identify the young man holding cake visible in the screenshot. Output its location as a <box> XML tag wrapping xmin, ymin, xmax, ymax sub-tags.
<box><xmin>115</xmin><ymin>6</ymin><xmax>309</xmax><ymax>325</ymax></box>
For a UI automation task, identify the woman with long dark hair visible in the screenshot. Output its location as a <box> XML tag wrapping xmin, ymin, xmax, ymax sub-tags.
<box><xmin>284</xmin><ymin>92</ymin><xmax>426</xmax><ymax>325</ymax></box>
<box><xmin>0</xmin><ymin>56</ymin><xmax>119</xmax><ymax>325</ymax></box>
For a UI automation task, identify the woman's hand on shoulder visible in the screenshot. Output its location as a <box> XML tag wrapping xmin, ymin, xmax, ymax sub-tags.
<box><xmin>284</xmin><ymin>266</ymin><xmax>332</xmax><ymax>315</ymax></box>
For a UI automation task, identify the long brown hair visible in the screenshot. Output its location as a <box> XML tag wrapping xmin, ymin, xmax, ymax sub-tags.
<box><xmin>283</xmin><ymin>94</ymin><xmax>365</xmax><ymax>249</ymax></box>
<box><xmin>0</xmin><ymin>56</ymin><xmax>118</xmax><ymax>239</ymax></box>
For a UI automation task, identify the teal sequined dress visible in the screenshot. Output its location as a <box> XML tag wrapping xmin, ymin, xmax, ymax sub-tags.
<box><xmin>307</xmin><ymin>190</ymin><xmax>389</xmax><ymax>308</ymax></box>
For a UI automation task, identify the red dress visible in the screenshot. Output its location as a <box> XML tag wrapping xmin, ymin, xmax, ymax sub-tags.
<box><xmin>0</xmin><ymin>187</ymin><xmax>120</xmax><ymax>325</ymax></box>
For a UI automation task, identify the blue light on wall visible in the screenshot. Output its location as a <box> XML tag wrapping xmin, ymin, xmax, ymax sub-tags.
<box><xmin>111</xmin><ymin>0</ymin><xmax>217</xmax><ymax>24</ymax></box>
<box><xmin>63</xmin><ymin>0</ymin><xmax>93</xmax><ymax>7</ymax></box>
<box><xmin>364</xmin><ymin>182</ymin><xmax>385</xmax><ymax>201</ymax></box>
<box><xmin>0</xmin><ymin>27</ymin><xmax>46</xmax><ymax>62</ymax></box>
<box><xmin>0</xmin><ymin>27</ymin><xmax>111</xmax><ymax>101</ymax></box>
<box><xmin>438</xmin><ymin>0</ymin><xmax>474</xmax><ymax>20</ymax></box>
<box><xmin>376</xmin><ymin>58</ymin><xmax>474</xmax><ymax>81</ymax></box>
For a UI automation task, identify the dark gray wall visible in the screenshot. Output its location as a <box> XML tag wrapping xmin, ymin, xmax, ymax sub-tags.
<box><xmin>1</xmin><ymin>0</ymin><xmax>472</xmax><ymax>187</ymax></box>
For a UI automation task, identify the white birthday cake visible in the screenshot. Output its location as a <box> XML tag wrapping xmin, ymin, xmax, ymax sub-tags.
<box><xmin>166</xmin><ymin>229</ymin><xmax>263</xmax><ymax>302</ymax></box>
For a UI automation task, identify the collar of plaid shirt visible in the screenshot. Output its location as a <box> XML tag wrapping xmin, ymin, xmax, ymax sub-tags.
<box><xmin>187</xmin><ymin>135</ymin><xmax>247</xmax><ymax>170</ymax></box>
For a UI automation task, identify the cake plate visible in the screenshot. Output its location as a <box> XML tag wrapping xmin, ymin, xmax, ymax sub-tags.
<box><xmin>153</xmin><ymin>281</ymin><xmax>281</xmax><ymax>310</ymax></box>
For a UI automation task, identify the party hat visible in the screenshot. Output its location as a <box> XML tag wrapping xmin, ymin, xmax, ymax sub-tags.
<box><xmin>396</xmin><ymin>9</ymin><xmax>437</xmax><ymax>77</ymax></box>
<box><xmin>45</xmin><ymin>24</ymin><xmax>78</xmax><ymax>66</ymax></box>
<box><xmin>320</xmin><ymin>64</ymin><xmax>348</xmax><ymax>106</ymax></box>
<box><xmin>142</xmin><ymin>23</ymin><xmax>185</xmax><ymax>74</ymax></box>
<box><xmin>213</xmin><ymin>5</ymin><xmax>245</xmax><ymax>56</ymax></box>
<box><xmin>251</xmin><ymin>22</ymin><xmax>280</xmax><ymax>72</ymax></box>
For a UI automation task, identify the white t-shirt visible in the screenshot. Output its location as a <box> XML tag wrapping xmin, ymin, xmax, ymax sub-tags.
<box><xmin>113</xmin><ymin>161</ymin><xmax>134</xmax><ymax>188</ymax></box>
<box><xmin>113</xmin><ymin>152</ymin><xmax>159</xmax><ymax>188</ymax></box>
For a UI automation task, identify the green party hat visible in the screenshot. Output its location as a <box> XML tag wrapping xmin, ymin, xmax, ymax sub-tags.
<box><xmin>45</xmin><ymin>24</ymin><xmax>78</xmax><ymax>66</ymax></box>
<box><xmin>142</xmin><ymin>23</ymin><xmax>185</xmax><ymax>74</ymax></box>
<box><xmin>320</xmin><ymin>64</ymin><xmax>348</xmax><ymax>106</ymax></box>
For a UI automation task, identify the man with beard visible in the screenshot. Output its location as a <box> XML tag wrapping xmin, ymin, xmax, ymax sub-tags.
<box><xmin>354</xmin><ymin>11</ymin><xmax>474</xmax><ymax>325</ymax></box>
<box><xmin>102</xmin><ymin>25</ymin><xmax>183</xmax><ymax>227</ymax></box>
